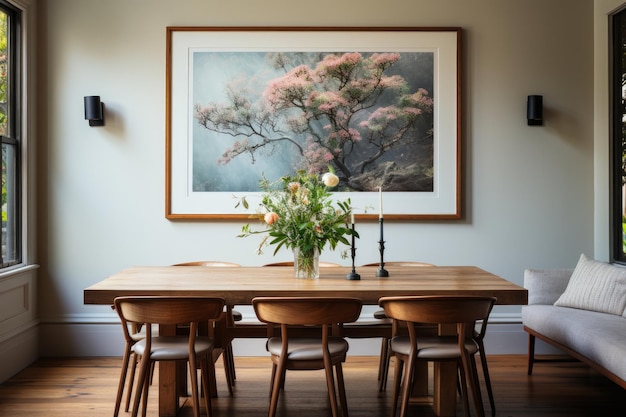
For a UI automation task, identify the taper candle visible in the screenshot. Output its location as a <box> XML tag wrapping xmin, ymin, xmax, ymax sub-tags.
<box><xmin>379</xmin><ymin>186</ymin><xmax>383</xmax><ymax>219</ymax></box>
<box><xmin>351</xmin><ymin>222</ymin><xmax>356</xmax><ymax>249</ymax></box>
<box><xmin>351</xmin><ymin>212</ymin><xmax>356</xmax><ymax>250</ymax></box>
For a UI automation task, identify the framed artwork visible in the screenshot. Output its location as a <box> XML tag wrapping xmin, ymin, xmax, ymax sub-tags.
<box><xmin>166</xmin><ymin>27</ymin><xmax>461</xmax><ymax>220</ymax></box>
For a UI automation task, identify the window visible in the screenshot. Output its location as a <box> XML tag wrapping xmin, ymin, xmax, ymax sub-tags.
<box><xmin>0</xmin><ymin>1</ymin><xmax>20</xmax><ymax>268</ymax></box>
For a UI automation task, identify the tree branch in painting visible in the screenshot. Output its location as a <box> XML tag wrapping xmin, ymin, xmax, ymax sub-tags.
<box><xmin>194</xmin><ymin>52</ymin><xmax>434</xmax><ymax>191</ymax></box>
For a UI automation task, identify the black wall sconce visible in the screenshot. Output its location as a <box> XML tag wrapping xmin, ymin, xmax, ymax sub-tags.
<box><xmin>84</xmin><ymin>95</ymin><xmax>105</xmax><ymax>127</ymax></box>
<box><xmin>527</xmin><ymin>95</ymin><xmax>543</xmax><ymax>126</ymax></box>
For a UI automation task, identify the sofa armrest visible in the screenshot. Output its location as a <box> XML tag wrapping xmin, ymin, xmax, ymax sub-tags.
<box><xmin>523</xmin><ymin>268</ymin><xmax>574</xmax><ymax>305</ymax></box>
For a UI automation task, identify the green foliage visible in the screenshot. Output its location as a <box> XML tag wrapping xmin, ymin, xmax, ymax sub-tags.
<box><xmin>622</xmin><ymin>216</ymin><xmax>626</xmax><ymax>253</ymax></box>
<box><xmin>237</xmin><ymin>170</ymin><xmax>357</xmax><ymax>256</ymax></box>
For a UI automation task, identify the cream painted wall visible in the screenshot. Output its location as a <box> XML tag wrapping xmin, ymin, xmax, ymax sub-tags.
<box><xmin>37</xmin><ymin>0</ymin><xmax>594</xmax><ymax>355</ymax></box>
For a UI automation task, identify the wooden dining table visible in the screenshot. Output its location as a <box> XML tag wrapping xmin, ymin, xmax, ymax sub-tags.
<box><xmin>84</xmin><ymin>264</ymin><xmax>527</xmax><ymax>417</ymax></box>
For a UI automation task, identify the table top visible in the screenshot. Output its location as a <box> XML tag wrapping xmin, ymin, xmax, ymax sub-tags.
<box><xmin>83</xmin><ymin>265</ymin><xmax>527</xmax><ymax>306</ymax></box>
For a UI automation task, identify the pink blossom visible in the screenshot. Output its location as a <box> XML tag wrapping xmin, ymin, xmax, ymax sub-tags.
<box><xmin>302</xmin><ymin>139</ymin><xmax>330</xmax><ymax>173</ymax></box>
<box><xmin>370</xmin><ymin>106</ymin><xmax>398</xmax><ymax>121</ymax></box>
<box><xmin>370</xmin><ymin>53</ymin><xmax>401</xmax><ymax>67</ymax></box>
<box><xmin>403</xmin><ymin>107</ymin><xmax>423</xmax><ymax>116</ymax></box>
<box><xmin>318</xmin><ymin>52</ymin><xmax>362</xmax><ymax>73</ymax></box>
<box><xmin>348</xmin><ymin>128</ymin><xmax>362</xmax><ymax>141</ymax></box>
<box><xmin>337</xmin><ymin>130</ymin><xmax>351</xmax><ymax>139</ymax></box>
<box><xmin>264</xmin><ymin>65</ymin><xmax>313</xmax><ymax>107</ymax></box>
<box><xmin>379</xmin><ymin>75</ymin><xmax>405</xmax><ymax>90</ymax></box>
<box><xmin>408</xmin><ymin>88</ymin><xmax>433</xmax><ymax>107</ymax></box>
<box><xmin>264</xmin><ymin>212</ymin><xmax>279</xmax><ymax>225</ymax></box>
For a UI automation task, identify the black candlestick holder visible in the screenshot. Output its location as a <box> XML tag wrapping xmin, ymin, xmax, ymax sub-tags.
<box><xmin>346</xmin><ymin>224</ymin><xmax>360</xmax><ymax>280</ymax></box>
<box><xmin>377</xmin><ymin>217</ymin><xmax>389</xmax><ymax>277</ymax></box>
<box><xmin>346</xmin><ymin>259</ymin><xmax>360</xmax><ymax>280</ymax></box>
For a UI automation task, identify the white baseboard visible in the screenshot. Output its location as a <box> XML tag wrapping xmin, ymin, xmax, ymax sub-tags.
<box><xmin>39</xmin><ymin>322</ymin><xmax>126</xmax><ymax>357</ymax></box>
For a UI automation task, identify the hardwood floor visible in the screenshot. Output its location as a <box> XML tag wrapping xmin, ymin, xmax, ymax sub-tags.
<box><xmin>1</xmin><ymin>355</ymin><xmax>625</xmax><ymax>416</ymax></box>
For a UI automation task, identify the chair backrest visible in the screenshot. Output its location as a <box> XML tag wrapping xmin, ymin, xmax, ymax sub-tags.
<box><xmin>379</xmin><ymin>296</ymin><xmax>496</xmax><ymax>327</ymax></box>
<box><xmin>252</xmin><ymin>297</ymin><xmax>362</xmax><ymax>327</ymax></box>
<box><xmin>361</xmin><ymin>261</ymin><xmax>435</xmax><ymax>267</ymax></box>
<box><xmin>174</xmin><ymin>261</ymin><xmax>241</xmax><ymax>267</ymax></box>
<box><xmin>114</xmin><ymin>296</ymin><xmax>225</xmax><ymax>329</ymax></box>
<box><xmin>262</xmin><ymin>261</ymin><xmax>342</xmax><ymax>267</ymax></box>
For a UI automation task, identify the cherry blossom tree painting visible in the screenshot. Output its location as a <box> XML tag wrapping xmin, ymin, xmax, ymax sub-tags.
<box><xmin>192</xmin><ymin>51</ymin><xmax>434</xmax><ymax>193</ymax></box>
<box><xmin>166</xmin><ymin>28</ymin><xmax>460</xmax><ymax>219</ymax></box>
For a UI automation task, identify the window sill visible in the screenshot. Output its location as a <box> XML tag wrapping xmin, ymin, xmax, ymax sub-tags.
<box><xmin>0</xmin><ymin>263</ymin><xmax>39</xmax><ymax>281</ymax></box>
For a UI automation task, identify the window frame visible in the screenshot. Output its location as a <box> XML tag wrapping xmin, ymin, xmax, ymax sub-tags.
<box><xmin>0</xmin><ymin>0</ymin><xmax>21</xmax><ymax>269</ymax></box>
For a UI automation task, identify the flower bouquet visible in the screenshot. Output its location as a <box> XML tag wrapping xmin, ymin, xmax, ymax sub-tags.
<box><xmin>237</xmin><ymin>170</ymin><xmax>357</xmax><ymax>278</ymax></box>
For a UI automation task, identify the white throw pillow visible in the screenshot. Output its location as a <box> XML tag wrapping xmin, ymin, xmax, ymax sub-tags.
<box><xmin>554</xmin><ymin>254</ymin><xmax>626</xmax><ymax>316</ymax></box>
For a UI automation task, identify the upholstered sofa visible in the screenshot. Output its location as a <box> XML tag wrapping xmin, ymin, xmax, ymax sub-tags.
<box><xmin>521</xmin><ymin>254</ymin><xmax>626</xmax><ymax>389</ymax></box>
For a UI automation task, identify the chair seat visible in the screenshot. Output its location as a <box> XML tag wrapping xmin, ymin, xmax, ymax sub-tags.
<box><xmin>232</xmin><ymin>309</ymin><xmax>243</xmax><ymax>321</ymax></box>
<box><xmin>373</xmin><ymin>309</ymin><xmax>388</xmax><ymax>320</ymax></box>
<box><xmin>391</xmin><ymin>336</ymin><xmax>479</xmax><ymax>359</ymax></box>
<box><xmin>267</xmin><ymin>337</ymin><xmax>348</xmax><ymax>360</ymax></box>
<box><xmin>134</xmin><ymin>336</ymin><xmax>214</xmax><ymax>360</ymax></box>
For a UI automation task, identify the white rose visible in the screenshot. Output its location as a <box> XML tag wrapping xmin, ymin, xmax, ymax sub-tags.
<box><xmin>322</xmin><ymin>172</ymin><xmax>339</xmax><ymax>187</ymax></box>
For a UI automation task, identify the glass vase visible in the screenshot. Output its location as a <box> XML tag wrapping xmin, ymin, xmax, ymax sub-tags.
<box><xmin>293</xmin><ymin>247</ymin><xmax>320</xmax><ymax>279</ymax></box>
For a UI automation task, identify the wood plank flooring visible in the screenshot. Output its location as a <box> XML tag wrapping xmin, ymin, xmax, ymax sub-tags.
<box><xmin>1</xmin><ymin>355</ymin><xmax>625</xmax><ymax>416</ymax></box>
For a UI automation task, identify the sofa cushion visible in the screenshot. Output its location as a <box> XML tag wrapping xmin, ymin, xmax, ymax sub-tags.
<box><xmin>554</xmin><ymin>254</ymin><xmax>626</xmax><ymax>316</ymax></box>
<box><xmin>522</xmin><ymin>305</ymin><xmax>626</xmax><ymax>382</ymax></box>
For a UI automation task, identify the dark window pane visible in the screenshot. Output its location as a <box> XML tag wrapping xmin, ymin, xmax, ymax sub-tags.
<box><xmin>0</xmin><ymin>2</ymin><xmax>20</xmax><ymax>268</ymax></box>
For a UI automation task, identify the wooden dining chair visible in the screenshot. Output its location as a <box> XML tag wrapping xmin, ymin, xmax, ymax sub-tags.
<box><xmin>262</xmin><ymin>261</ymin><xmax>342</xmax><ymax>267</ymax></box>
<box><xmin>354</xmin><ymin>261</ymin><xmax>435</xmax><ymax>391</ymax></box>
<box><xmin>362</xmin><ymin>262</ymin><xmax>496</xmax><ymax>414</ymax></box>
<box><xmin>174</xmin><ymin>261</ymin><xmax>242</xmax><ymax>268</ymax></box>
<box><xmin>113</xmin><ymin>311</ymin><xmax>153</xmax><ymax>417</ymax></box>
<box><xmin>473</xmin><ymin>308</ymin><xmax>496</xmax><ymax>416</ymax></box>
<box><xmin>174</xmin><ymin>260</ymin><xmax>242</xmax><ymax>396</ymax></box>
<box><xmin>114</xmin><ymin>296</ymin><xmax>225</xmax><ymax>417</ymax></box>
<box><xmin>362</xmin><ymin>262</ymin><xmax>436</xmax><ymax>267</ymax></box>
<box><xmin>379</xmin><ymin>295</ymin><xmax>497</xmax><ymax>417</ymax></box>
<box><xmin>252</xmin><ymin>297</ymin><xmax>362</xmax><ymax>417</ymax></box>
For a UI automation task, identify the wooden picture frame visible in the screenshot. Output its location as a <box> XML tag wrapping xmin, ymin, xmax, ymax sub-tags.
<box><xmin>166</xmin><ymin>26</ymin><xmax>461</xmax><ymax>220</ymax></box>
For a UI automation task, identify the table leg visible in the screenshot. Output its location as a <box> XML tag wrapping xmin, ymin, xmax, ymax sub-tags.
<box><xmin>408</xmin><ymin>362</ymin><xmax>429</xmax><ymax>398</ymax></box>
<box><xmin>433</xmin><ymin>362</ymin><xmax>458</xmax><ymax>416</ymax></box>
<box><xmin>159</xmin><ymin>324</ymin><xmax>178</xmax><ymax>417</ymax></box>
<box><xmin>433</xmin><ymin>323</ymin><xmax>460</xmax><ymax>416</ymax></box>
